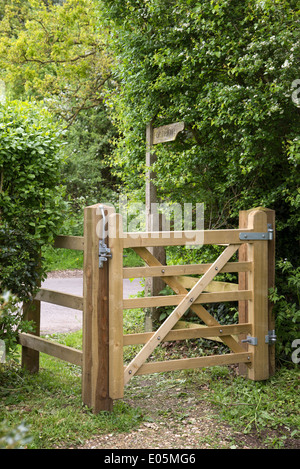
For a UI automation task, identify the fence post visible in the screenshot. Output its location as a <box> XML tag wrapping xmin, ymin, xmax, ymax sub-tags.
<box><xmin>22</xmin><ymin>297</ymin><xmax>40</xmax><ymax>373</ymax></box>
<box><xmin>82</xmin><ymin>204</ymin><xmax>113</xmax><ymax>412</ymax></box>
<box><xmin>239</xmin><ymin>207</ymin><xmax>276</xmax><ymax>377</ymax></box>
<box><xmin>22</xmin><ymin>253</ymin><xmax>41</xmax><ymax>373</ymax></box>
<box><xmin>238</xmin><ymin>209</ymin><xmax>250</xmax><ymax>377</ymax></box>
<box><xmin>247</xmin><ymin>209</ymin><xmax>270</xmax><ymax>380</ymax></box>
<box><xmin>265</xmin><ymin>208</ymin><xmax>276</xmax><ymax>376</ymax></box>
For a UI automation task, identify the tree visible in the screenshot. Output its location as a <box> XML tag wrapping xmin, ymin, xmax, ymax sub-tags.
<box><xmin>0</xmin><ymin>0</ymin><xmax>112</xmax><ymax>125</ymax></box>
<box><xmin>60</xmin><ymin>105</ymin><xmax>120</xmax><ymax>212</ymax></box>
<box><xmin>0</xmin><ymin>0</ymin><xmax>119</xmax><ymax>215</ymax></box>
<box><xmin>100</xmin><ymin>0</ymin><xmax>299</xmax><ymax>235</ymax></box>
<box><xmin>100</xmin><ymin>0</ymin><xmax>300</xmax><ymax>359</ymax></box>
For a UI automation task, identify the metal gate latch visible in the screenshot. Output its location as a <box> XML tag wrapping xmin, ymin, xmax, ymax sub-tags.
<box><xmin>241</xmin><ymin>335</ymin><xmax>258</xmax><ymax>346</ymax></box>
<box><xmin>265</xmin><ymin>330</ymin><xmax>277</xmax><ymax>345</ymax></box>
<box><xmin>99</xmin><ymin>240</ymin><xmax>112</xmax><ymax>268</ymax></box>
<box><xmin>98</xmin><ymin>205</ymin><xmax>112</xmax><ymax>268</ymax></box>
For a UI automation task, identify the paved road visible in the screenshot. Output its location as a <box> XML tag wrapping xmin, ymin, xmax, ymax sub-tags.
<box><xmin>40</xmin><ymin>276</ymin><xmax>144</xmax><ymax>335</ymax></box>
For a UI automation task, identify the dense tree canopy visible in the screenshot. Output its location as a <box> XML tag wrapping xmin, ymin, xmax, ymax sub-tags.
<box><xmin>100</xmin><ymin>0</ymin><xmax>299</xmax><ymax>244</ymax></box>
<box><xmin>0</xmin><ymin>0</ymin><xmax>112</xmax><ymax>124</ymax></box>
<box><xmin>0</xmin><ymin>0</ymin><xmax>118</xmax><ymax>209</ymax></box>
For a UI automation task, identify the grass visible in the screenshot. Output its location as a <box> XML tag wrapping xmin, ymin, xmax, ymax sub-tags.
<box><xmin>1</xmin><ymin>319</ymin><xmax>299</xmax><ymax>449</ymax></box>
<box><xmin>42</xmin><ymin>246</ymin><xmax>84</xmax><ymax>272</ymax></box>
<box><xmin>42</xmin><ymin>246</ymin><xmax>143</xmax><ymax>272</ymax></box>
<box><xmin>0</xmin><ymin>348</ymin><xmax>143</xmax><ymax>449</ymax></box>
<box><xmin>1</xmin><ymin>244</ymin><xmax>298</xmax><ymax>449</ymax></box>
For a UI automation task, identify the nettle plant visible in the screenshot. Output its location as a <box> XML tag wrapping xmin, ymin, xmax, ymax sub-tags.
<box><xmin>0</xmin><ymin>100</ymin><xmax>66</xmax><ymax>359</ymax></box>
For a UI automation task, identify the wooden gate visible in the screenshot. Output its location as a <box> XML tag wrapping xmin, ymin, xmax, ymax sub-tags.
<box><xmin>19</xmin><ymin>204</ymin><xmax>275</xmax><ymax>414</ymax></box>
<box><xmin>103</xmin><ymin>205</ymin><xmax>275</xmax><ymax>408</ymax></box>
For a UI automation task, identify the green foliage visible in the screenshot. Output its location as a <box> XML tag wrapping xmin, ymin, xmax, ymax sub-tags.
<box><xmin>0</xmin><ymin>100</ymin><xmax>66</xmax><ymax>353</ymax></box>
<box><xmin>100</xmin><ymin>0</ymin><xmax>300</xmax><ymax>363</ymax></box>
<box><xmin>269</xmin><ymin>259</ymin><xmax>300</xmax><ymax>362</ymax></box>
<box><xmin>0</xmin><ymin>1</ymin><xmax>119</xmax><ymax>213</ymax></box>
<box><xmin>60</xmin><ymin>106</ymin><xmax>119</xmax><ymax>210</ymax></box>
<box><xmin>0</xmin><ymin>421</ymin><xmax>33</xmax><ymax>449</ymax></box>
<box><xmin>0</xmin><ymin>224</ymin><xmax>43</xmax><ymax>298</ymax></box>
<box><xmin>0</xmin><ymin>0</ymin><xmax>112</xmax><ymax>123</ymax></box>
<box><xmin>0</xmin><ymin>357</ymin><xmax>143</xmax><ymax>449</ymax></box>
<box><xmin>0</xmin><ymin>291</ymin><xmax>34</xmax><ymax>360</ymax></box>
<box><xmin>208</xmin><ymin>366</ymin><xmax>299</xmax><ymax>445</ymax></box>
<box><xmin>101</xmin><ymin>0</ymin><xmax>300</xmax><ymax>231</ymax></box>
<box><xmin>0</xmin><ymin>100</ymin><xmax>66</xmax><ymax>243</ymax></box>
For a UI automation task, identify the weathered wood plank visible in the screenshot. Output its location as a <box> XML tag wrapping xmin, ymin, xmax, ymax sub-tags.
<box><xmin>123</xmin><ymin>323</ymin><xmax>252</xmax><ymax>345</ymax></box>
<box><xmin>18</xmin><ymin>332</ymin><xmax>82</xmax><ymax>367</ymax></box>
<box><xmin>123</xmin><ymin>290</ymin><xmax>252</xmax><ymax>309</ymax></box>
<box><xmin>123</xmin><ymin>261</ymin><xmax>252</xmax><ymax>279</ymax></box>
<box><xmin>153</xmin><ymin>122</ymin><xmax>185</xmax><ymax>144</ymax></box>
<box><xmin>135</xmin><ymin>352</ymin><xmax>252</xmax><ymax>376</ymax></box>
<box><xmin>35</xmin><ymin>288</ymin><xmax>83</xmax><ymax>311</ymax></box>
<box><xmin>54</xmin><ymin>235</ymin><xmax>84</xmax><ymax>251</ymax></box>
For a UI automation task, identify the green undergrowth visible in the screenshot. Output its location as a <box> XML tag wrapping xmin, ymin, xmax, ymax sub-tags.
<box><xmin>42</xmin><ymin>246</ymin><xmax>143</xmax><ymax>272</ymax></box>
<box><xmin>0</xmin><ymin>317</ymin><xmax>299</xmax><ymax>449</ymax></box>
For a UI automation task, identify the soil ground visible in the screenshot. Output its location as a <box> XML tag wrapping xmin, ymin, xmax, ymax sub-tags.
<box><xmin>77</xmin><ymin>373</ymin><xmax>299</xmax><ymax>450</ymax></box>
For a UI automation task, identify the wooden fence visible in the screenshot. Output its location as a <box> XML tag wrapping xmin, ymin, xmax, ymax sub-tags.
<box><xmin>19</xmin><ymin>204</ymin><xmax>275</xmax><ymax>413</ymax></box>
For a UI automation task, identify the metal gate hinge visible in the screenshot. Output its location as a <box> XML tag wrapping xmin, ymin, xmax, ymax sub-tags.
<box><xmin>241</xmin><ymin>335</ymin><xmax>258</xmax><ymax>346</ymax></box>
<box><xmin>265</xmin><ymin>330</ymin><xmax>277</xmax><ymax>345</ymax></box>
<box><xmin>239</xmin><ymin>224</ymin><xmax>273</xmax><ymax>241</ymax></box>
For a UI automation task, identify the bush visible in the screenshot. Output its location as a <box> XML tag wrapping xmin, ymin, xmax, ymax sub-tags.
<box><xmin>0</xmin><ymin>291</ymin><xmax>34</xmax><ymax>361</ymax></box>
<box><xmin>0</xmin><ymin>100</ymin><xmax>66</xmax><ymax>244</ymax></box>
<box><xmin>0</xmin><ymin>100</ymin><xmax>66</xmax><ymax>353</ymax></box>
<box><xmin>269</xmin><ymin>259</ymin><xmax>300</xmax><ymax>364</ymax></box>
<box><xmin>0</xmin><ymin>223</ymin><xmax>44</xmax><ymax>300</ymax></box>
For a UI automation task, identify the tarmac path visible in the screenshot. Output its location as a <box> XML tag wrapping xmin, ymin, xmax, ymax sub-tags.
<box><xmin>40</xmin><ymin>272</ymin><xmax>144</xmax><ymax>335</ymax></box>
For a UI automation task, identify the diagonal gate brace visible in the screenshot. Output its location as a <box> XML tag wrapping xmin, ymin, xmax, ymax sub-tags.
<box><xmin>133</xmin><ymin>246</ymin><xmax>246</xmax><ymax>355</ymax></box>
<box><xmin>124</xmin><ymin>244</ymin><xmax>240</xmax><ymax>384</ymax></box>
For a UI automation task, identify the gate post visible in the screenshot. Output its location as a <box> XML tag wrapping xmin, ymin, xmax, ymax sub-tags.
<box><xmin>82</xmin><ymin>204</ymin><xmax>114</xmax><ymax>412</ymax></box>
<box><xmin>108</xmin><ymin>212</ymin><xmax>124</xmax><ymax>400</ymax></box>
<box><xmin>247</xmin><ymin>209</ymin><xmax>270</xmax><ymax>381</ymax></box>
<box><xmin>239</xmin><ymin>207</ymin><xmax>276</xmax><ymax>377</ymax></box>
<box><xmin>22</xmin><ymin>297</ymin><xmax>40</xmax><ymax>373</ymax></box>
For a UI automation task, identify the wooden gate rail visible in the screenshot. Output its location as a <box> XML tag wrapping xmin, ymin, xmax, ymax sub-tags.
<box><xmin>20</xmin><ymin>234</ymin><xmax>84</xmax><ymax>374</ymax></box>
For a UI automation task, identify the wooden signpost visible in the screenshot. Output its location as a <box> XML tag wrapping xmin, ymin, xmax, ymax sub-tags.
<box><xmin>145</xmin><ymin>121</ymin><xmax>185</xmax><ymax>330</ymax></box>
